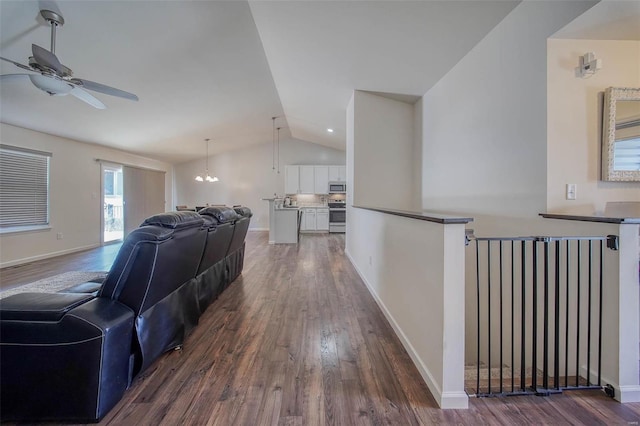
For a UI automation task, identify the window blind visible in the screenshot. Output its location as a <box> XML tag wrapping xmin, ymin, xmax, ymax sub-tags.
<box><xmin>0</xmin><ymin>146</ymin><xmax>51</xmax><ymax>229</ymax></box>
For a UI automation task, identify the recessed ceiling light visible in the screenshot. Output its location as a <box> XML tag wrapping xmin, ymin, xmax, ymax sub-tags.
<box><xmin>327</xmin><ymin>128</ymin><xmax>334</xmax><ymax>133</ymax></box>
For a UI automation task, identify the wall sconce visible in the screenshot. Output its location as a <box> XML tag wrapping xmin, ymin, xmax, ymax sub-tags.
<box><xmin>576</xmin><ymin>52</ymin><xmax>602</xmax><ymax>78</ymax></box>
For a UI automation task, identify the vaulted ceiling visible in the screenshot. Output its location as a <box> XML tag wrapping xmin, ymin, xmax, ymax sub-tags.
<box><xmin>4</xmin><ymin>1</ymin><xmax>627</xmax><ymax>165</ymax></box>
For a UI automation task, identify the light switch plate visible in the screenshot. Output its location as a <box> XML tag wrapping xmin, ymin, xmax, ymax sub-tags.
<box><xmin>566</xmin><ymin>184</ymin><xmax>577</xmax><ymax>200</ymax></box>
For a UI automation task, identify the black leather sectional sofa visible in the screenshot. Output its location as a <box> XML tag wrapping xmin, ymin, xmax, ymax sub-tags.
<box><xmin>0</xmin><ymin>206</ymin><xmax>252</xmax><ymax>423</ymax></box>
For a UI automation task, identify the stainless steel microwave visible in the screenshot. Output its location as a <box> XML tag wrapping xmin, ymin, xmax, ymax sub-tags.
<box><xmin>328</xmin><ymin>182</ymin><xmax>346</xmax><ymax>193</ymax></box>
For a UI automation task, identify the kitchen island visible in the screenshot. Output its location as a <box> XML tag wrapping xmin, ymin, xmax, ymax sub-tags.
<box><xmin>263</xmin><ymin>198</ymin><xmax>301</xmax><ymax>244</ymax></box>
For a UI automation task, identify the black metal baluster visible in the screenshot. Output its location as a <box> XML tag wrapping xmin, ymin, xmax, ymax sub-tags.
<box><xmin>476</xmin><ymin>239</ymin><xmax>481</xmax><ymax>395</ymax></box>
<box><xmin>565</xmin><ymin>240</ymin><xmax>570</xmax><ymax>389</ymax></box>
<box><xmin>499</xmin><ymin>241</ymin><xmax>504</xmax><ymax>394</ymax></box>
<box><xmin>511</xmin><ymin>240</ymin><xmax>515</xmax><ymax>393</ymax></box>
<box><xmin>576</xmin><ymin>241</ymin><xmax>581</xmax><ymax>387</ymax></box>
<box><xmin>487</xmin><ymin>240</ymin><xmax>492</xmax><ymax>394</ymax></box>
<box><xmin>554</xmin><ymin>240</ymin><xmax>561</xmax><ymax>390</ymax></box>
<box><xmin>598</xmin><ymin>240</ymin><xmax>604</xmax><ymax>386</ymax></box>
<box><xmin>532</xmin><ymin>241</ymin><xmax>538</xmax><ymax>392</ymax></box>
<box><xmin>521</xmin><ymin>240</ymin><xmax>526</xmax><ymax>391</ymax></box>
<box><xmin>587</xmin><ymin>240</ymin><xmax>593</xmax><ymax>386</ymax></box>
<box><xmin>543</xmin><ymin>240</ymin><xmax>549</xmax><ymax>391</ymax></box>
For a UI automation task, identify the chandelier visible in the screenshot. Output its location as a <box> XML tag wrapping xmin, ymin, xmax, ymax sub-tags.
<box><xmin>195</xmin><ymin>138</ymin><xmax>219</xmax><ymax>182</ymax></box>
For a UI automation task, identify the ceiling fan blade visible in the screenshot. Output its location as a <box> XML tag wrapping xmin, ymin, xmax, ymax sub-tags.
<box><xmin>0</xmin><ymin>56</ymin><xmax>34</xmax><ymax>72</ymax></box>
<box><xmin>0</xmin><ymin>73</ymin><xmax>30</xmax><ymax>81</ymax></box>
<box><xmin>70</xmin><ymin>87</ymin><xmax>106</xmax><ymax>109</ymax></box>
<box><xmin>32</xmin><ymin>43</ymin><xmax>64</xmax><ymax>74</ymax></box>
<box><xmin>71</xmin><ymin>78</ymin><xmax>138</xmax><ymax>101</ymax></box>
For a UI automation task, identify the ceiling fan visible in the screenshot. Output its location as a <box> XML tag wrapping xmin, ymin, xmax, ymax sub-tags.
<box><xmin>0</xmin><ymin>9</ymin><xmax>138</xmax><ymax>109</ymax></box>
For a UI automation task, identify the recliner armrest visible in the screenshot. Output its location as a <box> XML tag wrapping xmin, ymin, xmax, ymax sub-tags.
<box><xmin>1</xmin><ymin>297</ymin><xmax>135</xmax><ymax>422</ymax></box>
<box><xmin>0</xmin><ymin>292</ymin><xmax>94</xmax><ymax>321</ymax></box>
<box><xmin>62</xmin><ymin>281</ymin><xmax>104</xmax><ymax>295</ymax></box>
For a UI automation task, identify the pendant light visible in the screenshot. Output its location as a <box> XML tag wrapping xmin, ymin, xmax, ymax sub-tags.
<box><xmin>270</xmin><ymin>116</ymin><xmax>283</xmax><ymax>173</ymax></box>
<box><xmin>272</xmin><ymin>116</ymin><xmax>276</xmax><ymax>172</ymax></box>
<box><xmin>195</xmin><ymin>138</ymin><xmax>219</xmax><ymax>183</ymax></box>
<box><xmin>276</xmin><ymin>126</ymin><xmax>281</xmax><ymax>174</ymax></box>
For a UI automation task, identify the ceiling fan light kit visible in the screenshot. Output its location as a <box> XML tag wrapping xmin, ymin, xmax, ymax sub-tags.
<box><xmin>28</xmin><ymin>74</ymin><xmax>72</xmax><ymax>96</ymax></box>
<box><xmin>0</xmin><ymin>9</ymin><xmax>138</xmax><ymax>109</ymax></box>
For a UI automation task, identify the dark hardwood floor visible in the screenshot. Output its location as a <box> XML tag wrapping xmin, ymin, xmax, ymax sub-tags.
<box><xmin>2</xmin><ymin>231</ymin><xmax>640</xmax><ymax>425</ymax></box>
<box><xmin>0</xmin><ymin>242</ymin><xmax>121</xmax><ymax>291</ymax></box>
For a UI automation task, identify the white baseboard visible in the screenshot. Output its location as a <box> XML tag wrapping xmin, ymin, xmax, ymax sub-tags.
<box><xmin>440</xmin><ymin>391</ymin><xmax>470</xmax><ymax>409</ymax></box>
<box><xmin>567</xmin><ymin>353</ymin><xmax>640</xmax><ymax>404</ymax></box>
<box><xmin>618</xmin><ymin>385</ymin><xmax>640</xmax><ymax>403</ymax></box>
<box><xmin>249</xmin><ymin>228</ymin><xmax>269</xmax><ymax>232</ymax></box>
<box><xmin>0</xmin><ymin>243</ymin><xmax>101</xmax><ymax>269</ymax></box>
<box><xmin>345</xmin><ymin>249</ymin><xmax>467</xmax><ymax>409</ymax></box>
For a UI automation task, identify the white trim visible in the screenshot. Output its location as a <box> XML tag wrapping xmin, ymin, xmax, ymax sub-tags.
<box><xmin>596</xmin><ymin>371</ymin><xmax>640</xmax><ymax>403</ymax></box>
<box><xmin>618</xmin><ymin>386</ymin><xmax>640</xmax><ymax>403</ymax></box>
<box><xmin>0</xmin><ymin>243</ymin><xmax>101</xmax><ymax>269</ymax></box>
<box><xmin>0</xmin><ymin>225</ymin><xmax>52</xmax><ymax>235</ymax></box>
<box><xmin>440</xmin><ymin>391</ymin><xmax>470</xmax><ymax>409</ymax></box>
<box><xmin>249</xmin><ymin>228</ymin><xmax>268</xmax><ymax>232</ymax></box>
<box><xmin>345</xmin><ymin>248</ymin><xmax>464</xmax><ymax>409</ymax></box>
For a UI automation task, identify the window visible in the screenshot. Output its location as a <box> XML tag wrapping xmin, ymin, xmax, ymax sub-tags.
<box><xmin>0</xmin><ymin>145</ymin><xmax>51</xmax><ymax>231</ymax></box>
<box><xmin>104</xmin><ymin>169</ymin><xmax>123</xmax><ymax>196</ymax></box>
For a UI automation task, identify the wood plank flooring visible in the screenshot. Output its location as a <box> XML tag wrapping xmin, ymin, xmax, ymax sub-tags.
<box><xmin>2</xmin><ymin>231</ymin><xmax>640</xmax><ymax>425</ymax></box>
<box><xmin>0</xmin><ymin>242</ymin><xmax>121</xmax><ymax>291</ymax></box>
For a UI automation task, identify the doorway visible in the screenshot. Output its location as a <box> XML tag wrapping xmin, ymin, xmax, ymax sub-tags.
<box><xmin>102</xmin><ymin>164</ymin><xmax>124</xmax><ymax>243</ymax></box>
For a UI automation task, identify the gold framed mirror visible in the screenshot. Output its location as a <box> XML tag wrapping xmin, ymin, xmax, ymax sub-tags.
<box><xmin>601</xmin><ymin>87</ymin><xmax>640</xmax><ymax>181</ymax></box>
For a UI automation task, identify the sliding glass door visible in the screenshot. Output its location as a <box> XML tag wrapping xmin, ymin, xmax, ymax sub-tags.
<box><xmin>102</xmin><ymin>164</ymin><xmax>124</xmax><ymax>243</ymax></box>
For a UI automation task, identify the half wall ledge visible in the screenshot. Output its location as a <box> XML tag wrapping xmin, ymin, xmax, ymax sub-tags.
<box><xmin>353</xmin><ymin>205</ymin><xmax>473</xmax><ymax>224</ymax></box>
<box><xmin>540</xmin><ymin>213</ymin><xmax>640</xmax><ymax>224</ymax></box>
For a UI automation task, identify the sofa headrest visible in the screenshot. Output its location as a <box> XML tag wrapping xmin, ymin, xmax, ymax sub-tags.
<box><xmin>198</xmin><ymin>206</ymin><xmax>240</xmax><ymax>223</ymax></box>
<box><xmin>233</xmin><ymin>206</ymin><xmax>253</xmax><ymax>218</ymax></box>
<box><xmin>141</xmin><ymin>211</ymin><xmax>204</xmax><ymax>229</ymax></box>
<box><xmin>200</xmin><ymin>214</ymin><xmax>219</xmax><ymax>228</ymax></box>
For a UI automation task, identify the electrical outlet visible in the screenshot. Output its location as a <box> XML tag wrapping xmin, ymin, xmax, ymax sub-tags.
<box><xmin>56</xmin><ymin>232</ymin><xmax>63</xmax><ymax>240</ymax></box>
<box><xmin>566</xmin><ymin>184</ymin><xmax>577</xmax><ymax>200</ymax></box>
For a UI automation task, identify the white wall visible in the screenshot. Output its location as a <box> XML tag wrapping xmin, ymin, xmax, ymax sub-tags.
<box><xmin>0</xmin><ymin>123</ymin><xmax>174</xmax><ymax>267</ymax></box>
<box><xmin>347</xmin><ymin>92</ymin><xmax>468</xmax><ymax>408</ymax></box>
<box><xmin>547</xmin><ymin>39</ymin><xmax>640</xmax><ymax>214</ymax></box>
<box><xmin>421</xmin><ymin>1</ymin><xmax>598</xmax><ymax>218</ymax></box>
<box><xmin>353</xmin><ymin>91</ymin><xmax>417</xmax><ymax>210</ymax></box>
<box><xmin>173</xmin><ymin>138</ymin><xmax>345</xmax><ymax>230</ymax></box>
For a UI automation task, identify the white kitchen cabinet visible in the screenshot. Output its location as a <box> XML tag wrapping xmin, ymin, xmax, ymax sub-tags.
<box><xmin>302</xmin><ymin>208</ymin><xmax>316</xmax><ymax>230</ymax></box>
<box><xmin>314</xmin><ymin>166</ymin><xmax>329</xmax><ymax>194</ymax></box>
<box><xmin>285</xmin><ymin>165</ymin><xmax>345</xmax><ymax>195</ymax></box>
<box><xmin>300</xmin><ymin>207</ymin><xmax>329</xmax><ymax>232</ymax></box>
<box><xmin>316</xmin><ymin>208</ymin><xmax>329</xmax><ymax>231</ymax></box>
<box><xmin>285</xmin><ymin>165</ymin><xmax>300</xmax><ymax>194</ymax></box>
<box><xmin>328</xmin><ymin>165</ymin><xmax>346</xmax><ymax>182</ymax></box>
<box><xmin>299</xmin><ymin>166</ymin><xmax>315</xmax><ymax>194</ymax></box>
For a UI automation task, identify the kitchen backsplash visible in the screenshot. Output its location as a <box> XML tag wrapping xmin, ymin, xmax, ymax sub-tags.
<box><xmin>289</xmin><ymin>193</ymin><xmax>345</xmax><ymax>207</ymax></box>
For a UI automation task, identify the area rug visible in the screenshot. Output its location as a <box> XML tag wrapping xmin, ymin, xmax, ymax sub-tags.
<box><xmin>0</xmin><ymin>271</ymin><xmax>108</xmax><ymax>299</ymax></box>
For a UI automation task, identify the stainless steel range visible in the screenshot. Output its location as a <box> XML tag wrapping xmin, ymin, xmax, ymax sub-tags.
<box><xmin>328</xmin><ymin>201</ymin><xmax>346</xmax><ymax>233</ymax></box>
